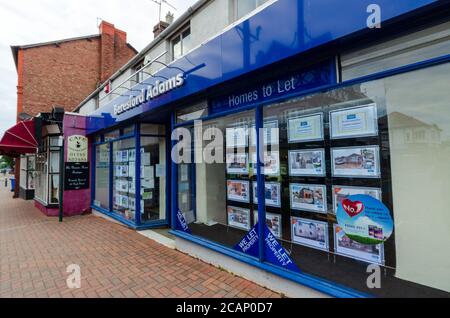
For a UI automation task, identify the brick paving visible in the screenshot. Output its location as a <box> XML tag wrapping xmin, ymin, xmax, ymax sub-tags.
<box><xmin>0</xmin><ymin>184</ymin><xmax>280</xmax><ymax>298</ymax></box>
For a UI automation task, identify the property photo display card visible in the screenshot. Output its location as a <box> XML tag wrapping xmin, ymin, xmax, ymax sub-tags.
<box><xmin>290</xmin><ymin>183</ymin><xmax>327</xmax><ymax>213</ymax></box>
<box><xmin>227</xmin><ymin>206</ymin><xmax>251</xmax><ymax>231</ymax></box>
<box><xmin>226</xmin><ymin>126</ymin><xmax>248</xmax><ymax>148</ymax></box>
<box><xmin>334</xmin><ymin>224</ymin><xmax>384</xmax><ymax>265</ymax></box>
<box><xmin>288</xmin><ymin>113</ymin><xmax>324</xmax><ymax>143</ymax></box>
<box><xmin>227</xmin><ymin>180</ymin><xmax>250</xmax><ymax>203</ymax></box>
<box><xmin>226</xmin><ymin>153</ymin><xmax>249</xmax><ymax>175</ymax></box>
<box><xmin>252</xmin><ymin>182</ymin><xmax>281</xmax><ymax>207</ymax></box>
<box><xmin>288</xmin><ymin>149</ymin><xmax>326</xmax><ymax>176</ymax></box>
<box><xmin>250</xmin><ymin>151</ymin><xmax>280</xmax><ymax>176</ymax></box>
<box><xmin>250</xmin><ymin>120</ymin><xmax>280</xmax><ymax>146</ymax></box>
<box><xmin>291</xmin><ymin>217</ymin><xmax>329</xmax><ymax>251</ymax></box>
<box><xmin>330</xmin><ymin>103</ymin><xmax>378</xmax><ymax>139</ymax></box>
<box><xmin>254</xmin><ymin>212</ymin><xmax>282</xmax><ymax>239</ymax></box>
<box><xmin>331</xmin><ymin>146</ymin><xmax>380</xmax><ymax>178</ymax></box>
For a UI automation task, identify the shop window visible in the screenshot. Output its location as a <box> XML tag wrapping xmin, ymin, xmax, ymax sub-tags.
<box><xmin>176</xmin><ymin>102</ymin><xmax>208</xmax><ymax>124</ymax></box>
<box><xmin>27</xmin><ymin>155</ymin><xmax>35</xmax><ymax>190</ymax></box>
<box><xmin>122</xmin><ymin>125</ymin><xmax>135</xmax><ymax>136</ymax></box>
<box><xmin>171</xmin><ymin>25</ymin><xmax>192</xmax><ymax>61</ymax></box>
<box><xmin>112</xmin><ymin>138</ymin><xmax>136</xmax><ymax>221</ymax></box>
<box><xmin>140</xmin><ymin>136</ymin><xmax>167</xmax><ymax>224</ymax></box>
<box><xmin>256</xmin><ymin>62</ymin><xmax>450</xmax><ymax>297</ymax></box>
<box><xmin>141</xmin><ymin>123</ymin><xmax>165</xmax><ymax>135</ymax></box>
<box><xmin>179</xmin><ymin>110</ymin><xmax>259</xmax><ymax>255</ymax></box>
<box><xmin>94</xmin><ymin>143</ymin><xmax>110</xmax><ymax>210</ymax></box>
<box><xmin>341</xmin><ymin>21</ymin><xmax>450</xmax><ymax>81</ymax></box>
<box><xmin>35</xmin><ymin>151</ymin><xmax>48</xmax><ymax>204</ymax></box>
<box><xmin>104</xmin><ymin>130</ymin><xmax>120</xmax><ymax>142</ymax></box>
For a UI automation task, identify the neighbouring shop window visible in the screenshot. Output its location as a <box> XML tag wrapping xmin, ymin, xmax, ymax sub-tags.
<box><xmin>112</xmin><ymin>138</ymin><xmax>136</xmax><ymax>221</ymax></box>
<box><xmin>172</xmin><ymin>25</ymin><xmax>192</xmax><ymax>61</ymax></box>
<box><xmin>19</xmin><ymin>156</ymin><xmax>27</xmax><ymax>189</ymax></box>
<box><xmin>34</xmin><ymin>152</ymin><xmax>48</xmax><ymax>204</ymax></box>
<box><xmin>257</xmin><ymin>62</ymin><xmax>450</xmax><ymax>297</ymax></box>
<box><xmin>27</xmin><ymin>155</ymin><xmax>35</xmax><ymax>190</ymax></box>
<box><xmin>176</xmin><ymin>102</ymin><xmax>208</xmax><ymax>124</ymax></box>
<box><xmin>94</xmin><ymin>143</ymin><xmax>110</xmax><ymax>210</ymax></box>
<box><xmin>140</xmin><ymin>135</ymin><xmax>167</xmax><ymax>223</ymax></box>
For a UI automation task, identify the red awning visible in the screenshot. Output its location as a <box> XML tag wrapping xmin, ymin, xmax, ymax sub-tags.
<box><xmin>0</xmin><ymin>119</ymin><xmax>38</xmax><ymax>157</ymax></box>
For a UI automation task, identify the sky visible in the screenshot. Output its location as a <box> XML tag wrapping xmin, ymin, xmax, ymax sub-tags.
<box><xmin>0</xmin><ymin>0</ymin><xmax>198</xmax><ymax>136</ymax></box>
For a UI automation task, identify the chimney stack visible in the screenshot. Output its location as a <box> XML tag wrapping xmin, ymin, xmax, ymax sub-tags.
<box><xmin>153</xmin><ymin>11</ymin><xmax>174</xmax><ymax>39</ymax></box>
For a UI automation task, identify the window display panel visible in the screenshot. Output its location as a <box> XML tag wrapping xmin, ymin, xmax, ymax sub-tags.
<box><xmin>94</xmin><ymin>143</ymin><xmax>110</xmax><ymax>210</ymax></box>
<box><xmin>112</xmin><ymin>138</ymin><xmax>136</xmax><ymax>221</ymax></box>
<box><xmin>261</xmin><ymin>62</ymin><xmax>450</xmax><ymax>297</ymax></box>
<box><xmin>182</xmin><ymin>110</ymin><xmax>258</xmax><ymax>255</ymax></box>
<box><xmin>140</xmin><ymin>136</ymin><xmax>167</xmax><ymax>223</ymax></box>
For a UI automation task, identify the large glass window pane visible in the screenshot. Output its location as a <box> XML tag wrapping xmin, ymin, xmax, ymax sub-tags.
<box><xmin>140</xmin><ymin>136</ymin><xmax>167</xmax><ymax>223</ymax></box>
<box><xmin>173</xmin><ymin>36</ymin><xmax>182</xmax><ymax>60</ymax></box>
<box><xmin>49</xmin><ymin>151</ymin><xmax>60</xmax><ymax>173</ymax></box>
<box><xmin>94</xmin><ymin>143</ymin><xmax>110</xmax><ymax>210</ymax></box>
<box><xmin>49</xmin><ymin>175</ymin><xmax>59</xmax><ymax>204</ymax></box>
<box><xmin>35</xmin><ymin>152</ymin><xmax>48</xmax><ymax>204</ymax></box>
<box><xmin>177</xmin><ymin>110</ymin><xmax>259</xmax><ymax>256</ymax></box>
<box><xmin>260</xmin><ymin>62</ymin><xmax>450</xmax><ymax>297</ymax></box>
<box><xmin>112</xmin><ymin>138</ymin><xmax>136</xmax><ymax>222</ymax></box>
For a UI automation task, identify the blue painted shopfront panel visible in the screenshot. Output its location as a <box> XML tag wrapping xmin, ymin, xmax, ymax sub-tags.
<box><xmin>86</xmin><ymin>0</ymin><xmax>436</xmax><ymax>133</ymax></box>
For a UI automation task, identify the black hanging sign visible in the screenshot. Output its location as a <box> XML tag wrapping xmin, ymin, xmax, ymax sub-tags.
<box><xmin>64</xmin><ymin>162</ymin><xmax>90</xmax><ymax>190</ymax></box>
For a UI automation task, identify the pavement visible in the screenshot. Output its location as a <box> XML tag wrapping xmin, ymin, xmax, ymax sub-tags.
<box><xmin>0</xmin><ymin>184</ymin><xmax>280</xmax><ymax>298</ymax></box>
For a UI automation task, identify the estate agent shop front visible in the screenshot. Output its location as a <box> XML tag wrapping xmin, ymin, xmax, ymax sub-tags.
<box><xmin>71</xmin><ymin>1</ymin><xmax>450</xmax><ymax>298</ymax></box>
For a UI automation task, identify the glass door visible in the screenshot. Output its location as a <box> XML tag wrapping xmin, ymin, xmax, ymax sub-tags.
<box><xmin>140</xmin><ymin>124</ymin><xmax>167</xmax><ymax>224</ymax></box>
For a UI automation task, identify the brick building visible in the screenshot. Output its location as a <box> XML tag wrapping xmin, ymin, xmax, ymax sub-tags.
<box><xmin>9</xmin><ymin>21</ymin><xmax>137</xmax><ymax>201</ymax></box>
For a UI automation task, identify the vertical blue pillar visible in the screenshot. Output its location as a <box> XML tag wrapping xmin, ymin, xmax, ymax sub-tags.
<box><xmin>170</xmin><ymin>112</ymin><xmax>178</xmax><ymax>230</ymax></box>
<box><xmin>108</xmin><ymin>141</ymin><xmax>113</xmax><ymax>212</ymax></box>
<box><xmin>256</xmin><ymin>104</ymin><xmax>266</xmax><ymax>262</ymax></box>
<box><xmin>135</xmin><ymin>123</ymin><xmax>142</xmax><ymax>226</ymax></box>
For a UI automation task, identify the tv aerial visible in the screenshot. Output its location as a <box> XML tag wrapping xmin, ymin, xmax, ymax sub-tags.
<box><xmin>150</xmin><ymin>0</ymin><xmax>177</xmax><ymax>22</ymax></box>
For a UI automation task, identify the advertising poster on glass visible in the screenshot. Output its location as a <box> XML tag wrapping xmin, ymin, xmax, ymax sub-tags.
<box><xmin>332</xmin><ymin>146</ymin><xmax>380</xmax><ymax>178</ymax></box>
<box><xmin>251</xmin><ymin>151</ymin><xmax>280</xmax><ymax>176</ymax></box>
<box><xmin>254</xmin><ymin>212</ymin><xmax>282</xmax><ymax>239</ymax></box>
<box><xmin>250</xmin><ymin>120</ymin><xmax>279</xmax><ymax>146</ymax></box>
<box><xmin>252</xmin><ymin>182</ymin><xmax>281</xmax><ymax>207</ymax></box>
<box><xmin>291</xmin><ymin>217</ymin><xmax>329</xmax><ymax>251</ymax></box>
<box><xmin>290</xmin><ymin>184</ymin><xmax>327</xmax><ymax>213</ymax></box>
<box><xmin>334</xmin><ymin>224</ymin><xmax>384</xmax><ymax>265</ymax></box>
<box><xmin>226</xmin><ymin>126</ymin><xmax>248</xmax><ymax>148</ymax></box>
<box><xmin>288</xmin><ymin>149</ymin><xmax>326</xmax><ymax>176</ymax></box>
<box><xmin>332</xmin><ymin>186</ymin><xmax>382</xmax><ymax>214</ymax></box>
<box><xmin>227</xmin><ymin>180</ymin><xmax>250</xmax><ymax>203</ymax></box>
<box><xmin>128</xmin><ymin>149</ymin><xmax>136</xmax><ymax>162</ymax></box>
<box><xmin>330</xmin><ymin>104</ymin><xmax>378</xmax><ymax>139</ymax></box>
<box><xmin>227</xmin><ymin>206</ymin><xmax>251</xmax><ymax>231</ymax></box>
<box><xmin>288</xmin><ymin>113</ymin><xmax>324</xmax><ymax>143</ymax></box>
<box><xmin>226</xmin><ymin>153</ymin><xmax>249</xmax><ymax>174</ymax></box>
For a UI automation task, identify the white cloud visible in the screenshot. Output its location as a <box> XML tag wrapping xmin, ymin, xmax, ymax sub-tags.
<box><xmin>0</xmin><ymin>0</ymin><xmax>197</xmax><ymax>135</ymax></box>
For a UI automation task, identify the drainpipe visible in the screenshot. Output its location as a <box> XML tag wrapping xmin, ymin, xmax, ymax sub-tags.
<box><xmin>58</xmin><ymin>135</ymin><xmax>64</xmax><ymax>222</ymax></box>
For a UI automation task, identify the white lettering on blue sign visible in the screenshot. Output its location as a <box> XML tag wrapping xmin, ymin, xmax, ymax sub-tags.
<box><xmin>177</xmin><ymin>210</ymin><xmax>189</xmax><ymax>232</ymax></box>
<box><xmin>238</xmin><ymin>229</ymin><xmax>258</xmax><ymax>253</ymax></box>
<box><xmin>265</xmin><ymin>232</ymin><xmax>293</xmax><ymax>267</ymax></box>
<box><xmin>114</xmin><ymin>73</ymin><xmax>184</xmax><ymax>116</ymax></box>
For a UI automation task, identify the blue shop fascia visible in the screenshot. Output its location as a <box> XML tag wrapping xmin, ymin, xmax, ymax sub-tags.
<box><xmin>85</xmin><ymin>0</ymin><xmax>450</xmax><ymax>298</ymax></box>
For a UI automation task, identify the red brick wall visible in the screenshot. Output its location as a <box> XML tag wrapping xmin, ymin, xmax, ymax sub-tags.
<box><xmin>19</xmin><ymin>23</ymin><xmax>136</xmax><ymax>117</ymax></box>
